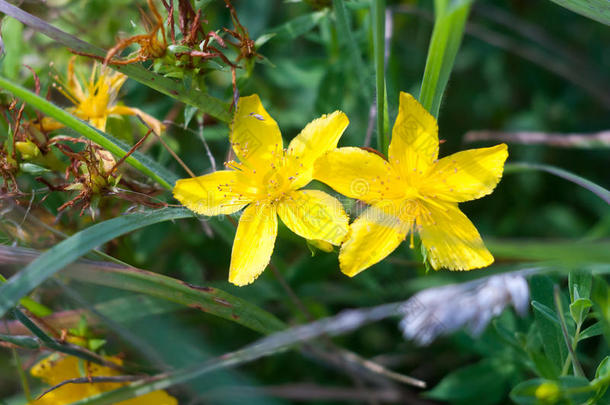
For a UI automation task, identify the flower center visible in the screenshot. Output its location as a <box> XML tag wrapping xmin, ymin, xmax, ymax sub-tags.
<box><xmin>261</xmin><ymin>168</ymin><xmax>292</xmax><ymax>202</ymax></box>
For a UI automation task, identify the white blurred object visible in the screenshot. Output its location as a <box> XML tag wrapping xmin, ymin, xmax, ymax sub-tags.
<box><xmin>399</xmin><ymin>273</ymin><xmax>531</xmax><ymax>346</ymax></box>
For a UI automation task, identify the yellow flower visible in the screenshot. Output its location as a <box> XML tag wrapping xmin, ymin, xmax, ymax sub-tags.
<box><xmin>29</xmin><ymin>353</ymin><xmax>177</xmax><ymax>405</ymax></box>
<box><xmin>38</xmin><ymin>57</ymin><xmax>164</xmax><ymax>134</ymax></box>
<box><xmin>314</xmin><ymin>92</ymin><xmax>508</xmax><ymax>276</ymax></box>
<box><xmin>173</xmin><ymin>94</ymin><xmax>349</xmax><ymax>286</ymax></box>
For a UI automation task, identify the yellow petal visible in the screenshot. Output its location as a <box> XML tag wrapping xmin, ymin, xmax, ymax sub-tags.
<box><xmin>314</xmin><ymin>147</ymin><xmax>402</xmax><ymax>204</ymax></box>
<box><xmin>418</xmin><ymin>201</ymin><xmax>493</xmax><ymax>270</ymax></box>
<box><xmin>422</xmin><ymin>144</ymin><xmax>508</xmax><ymax>202</ymax></box>
<box><xmin>67</xmin><ymin>56</ymin><xmax>85</xmax><ymax>102</ymax></box>
<box><xmin>286</xmin><ymin>111</ymin><xmax>349</xmax><ymax>188</ymax></box>
<box><xmin>308</xmin><ymin>239</ymin><xmax>334</xmax><ymax>253</ymax></box>
<box><xmin>277</xmin><ymin>190</ymin><xmax>348</xmax><ymax>245</ymax></box>
<box><xmin>89</xmin><ymin>117</ymin><xmax>108</xmax><ymax>131</ymax></box>
<box><xmin>231</xmin><ymin>94</ymin><xmax>283</xmax><ymax>170</ymax></box>
<box><xmin>118</xmin><ymin>390</ymin><xmax>178</xmax><ymax>405</ymax></box>
<box><xmin>109</xmin><ymin>105</ymin><xmax>166</xmax><ymax>135</ymax></box>
<box><xmin>173</xmin><ymin>170</ymin><xmax>256</xmax><ymax>216</ymax></box>
<box><xmin>339</xmin><ymin>202</ymin><xmax>411</xmax><ymax>277</ymax></box>
<box><xmin>34</xmin><ymin>116</ymin><xmax>65</xmax><ymax>132</ymax></box>
<box><xmin>30</xmin><ymin>354</ymin><xmax>176</xmax><ymax>405</ymax></box>
<box><xmin>389</xmin><ymin>92</ymin><xmax>439</xmax><ymax>176</ymax></box>
<box><xmin>229</xmin><ymin>203</ymin><xmax>278</xmax><ymax>286</ymax></box>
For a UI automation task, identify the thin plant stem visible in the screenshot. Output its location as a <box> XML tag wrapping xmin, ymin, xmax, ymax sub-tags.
<box><xmin>372</xmin><ymin>0</ymin><xmax>388</xmax><ymax>154</ymax></box>
<box><xmin>12</xmin><ymin>348</ymin><xmax>32</xmax><ymax>402</ymax></box>
<box><xmin>554</xmin><ymin>285</ymin><xmax>585</xmax><ymax>377</ymax></box>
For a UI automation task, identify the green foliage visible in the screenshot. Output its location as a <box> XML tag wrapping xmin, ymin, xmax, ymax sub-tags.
<box><xmin>0</xmin><ymin>0</ymin><xmax>608</xmax><ymax>404</ymax></box>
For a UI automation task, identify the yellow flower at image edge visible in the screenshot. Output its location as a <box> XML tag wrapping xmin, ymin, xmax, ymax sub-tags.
<box><xmin>38</xmin><ymin>57</ymin><xmax>164</xmax><ymax>134</ymax></box>
<box><xmin>314</xmin><ymin>92</ymin><xmax>508</xmax><ymax>276</ymax></box>
<box><xmin>29</xmin><ymin>354</ymin><xmax>177</xmax><ymax>405</ymax></box>
<box><xmin>173</xmin><ymin>95</ymin><xmax>350</xmax><ymax>286</ymax></box>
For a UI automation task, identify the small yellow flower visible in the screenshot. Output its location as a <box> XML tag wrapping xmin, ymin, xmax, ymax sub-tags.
<box><xmin>38</xmin><ymin>57</ymin><xmax>164</xmax><ymax>134</ymax></box>
<box><xmin>29</xmin><ymin>353</ymin><xmax>177</xmax><ymax>405</ymax></box>
<box><xmin>173</xmin><ymin>95</ymin><xmax>350</xmax><ymax>286</ymax></box>
<box><xmin>314</xmin><ymin>92</ymin><xmax>508</xmax><ymax>276</ymax></box>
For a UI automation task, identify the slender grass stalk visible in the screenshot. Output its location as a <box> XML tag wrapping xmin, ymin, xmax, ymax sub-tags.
<box><xmin>372</xmin><ymin>0</ymin><xmax>388</xmax><ymax>154</ymax></box>
<box><xmin>12</xmin><ymin>348</ymin><xmax>31</xmax><ymax>402</ymax></box>
<box><xmin>505</xmin><ymin>162</ymin><xmax>610</xmax><ymax>204</ymax></box>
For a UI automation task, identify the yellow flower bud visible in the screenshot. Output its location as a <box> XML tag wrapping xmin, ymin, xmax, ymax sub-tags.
<box><xmin>15</xmin><ymin>140</ymin><xmax>41</xmax><ymax>160</ymax></box>
<box><xmin>535</xmin><ymin>381</ymin><xmax>560</xmax><ymax>402</ymax></box>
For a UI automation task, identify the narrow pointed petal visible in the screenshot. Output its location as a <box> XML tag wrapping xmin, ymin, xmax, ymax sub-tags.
<box><xmin>389</xmin><ymin>92</ymin><xmax>439</xmax><ymax>176</ymax></box>
<box><xmin>286</xmin><ymin>111</ymin><xmax>349</xmax><ymax>187</ymax></box>
<box><xmin>231</xmin><ymin>94</ymin><xmax>283</xmax><ymax>169</ymax></box>
<box><xmin>314</xmin><ymin>147</ymin><xmax>402</xmax><ymax>204</ymax></box>
<box><xmin>108</xmin><ymin>105</ymin><xmax>166</xmax><ymax>135</ymax></box>
<box><xmin>277</xmin><ymin>190</ymin><xmax>348</xmax><ymax>245</ymax></box>
<box><xmin>89</xmin><ymin>116</ymin><xmax>108</xmax><ymax>131</ymax></box>
<box><xmin>418</xmin><ymin>201</ymin><xmax>493</xmax><ymax>270</ymax></box>
<box><xmin>339</xmin><ymin>203</ymin><xmax>411</xmax><ymax>277</ymax></box>
<box><xmin>422</xmin><ymin>144</ymin><xmax>508</xmax><ymax>202</ymax></box>
<box><xmin>173</xmin><ymin>170</ymin><xmax>255</xmax><ymax>216</ymax></box>
<box><xmin>229</xmin><ymin>203</ymin><xmax>278</xmax><ymax>286</ymax></box>
<box><xmin>67</xmin><ymin>56</ymin><xmax>85</xmax><ymax>102</ymax></box>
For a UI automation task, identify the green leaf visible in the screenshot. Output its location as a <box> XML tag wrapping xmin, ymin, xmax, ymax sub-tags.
<box><xmin>510</xmin><ymin>377</ymin><xmax>594</xmax><ymax>405</ymax></box>
<box><xmin>0</xmin><ymin>208</ymin><xmax>194</xmax><ymax>318</ymax></box>
<box><xmin>530</xmin><ymin>276</ymin><xmax>565</xmax><ymax>377</ymax></box>
<box><xmin>528</xmin><ymin>350</ymin><xmax>563</xmax><ymax>380</ymax></box>
<box><xmin>594</xmin><ymin>356</ymin><xmax>610</xmax><ymax>381</ymax></box>
<box><xmin>0</xmin><ymin>333</ymin><xmax>40</xmax><ymax>349</ymax></box>
<box><xmin>0</xmin><ymin>0</ymin><xmax>231</xmax><ymax>123</ymax></box>
<box><xmin>546</xmin><ymin>0</ymin><xmax>610</xmax><ymax>26</ymax></box>
<box><xmin>579</xmin><ymin>322</ymin><xmax>604</xmax><ymax>341</ymax></box>
<box><xmin>509</xmin><ymin>378</ymin><xmax>546</xmax><ymax>405</ymax></box>
<box><xmin>19</xmin><ymin>162</ymin><xmax>50</xmax><ymax>175</ymax></box>
<box><xmin>419</xmin><ymin>0</ymin><xmax>473</xmax><ymax>118</ymax></box>
<box><xmin>569</xmin><ymin>269</ymin><xmax>593</xmax><ymax>301</ymax></box>
<box><xmin>505</xmin><ymin>162</ymin><xmax>610</xmax><ymax>205</ymax></box>
<box><xmin>569</xmin><ymin>298</ymin><xmax>592</xmax><ymax>325</ymax></box>
<box><xmin>426</xmin><ymin>359</ymin><xmax>510</xmax><ymax>404</ymax></box>
<box><xmin>0</xmin><ymin>76</ymin><xmax>177</xmax><ymax>190</ymax></box>
<box><xmin>531</xmin><ymin>300</ymin><xmax>561</xmax><ymax>326</ymax></box>
<box><xmin>260</xmin><ymin>9</ymin><xmax>329</xmax><ymax>45</ymax></box>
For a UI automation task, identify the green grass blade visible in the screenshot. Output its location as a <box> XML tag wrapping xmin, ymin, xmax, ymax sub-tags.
<box><xmin>62</xmin><ymin>259</ymin><xmax>286</xmax><ymax>334</ymax></box>
<box><xmin>486</xmin><ymin>239</ymin><xmax>610</xmax><ymax>264</ymax></box>
<box><xmin>419</xmin><ymin>0</ymin><xmax>473</xmax><ymax>118</ymax></box>
<box><xmin>505</xmin><ymin>162</ymin><xmax>610</xmax><ymax>204</ymax></box>
<box><xmin>0</xmin><ymin>208</ymin><xmax>194</xmax><ymax>318</ymax></box>
<box><xmin>0</xmin><ymin>244</ymin><xmax>285</xmax><ymax>334</ymax></box>
<box><xmin>0</xmin><ymin>0</ymin><xmax>232</xmax><ymax>123</ymax></box>
<box><xmin>546</xmin><ymin>0</ymin><xmax>610</xmax><ymax>25</ymax></box>
<box><xmin>372</xmin><ymin>0</ymin><xmax>388</xmax><ymax>154</ymax></box>
<box><xmin>0</xmin><ymin>76</ymin><xmax>177</xmax><ymax>189</ymax></box>
<box><xmin>259</xmin><ymin>9</ymin><xmax>329</xmax><ymax>44</ymax></box>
